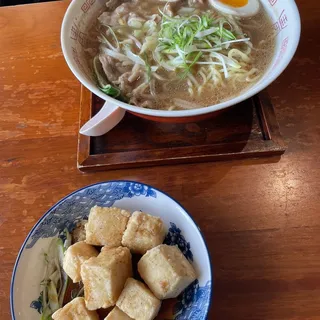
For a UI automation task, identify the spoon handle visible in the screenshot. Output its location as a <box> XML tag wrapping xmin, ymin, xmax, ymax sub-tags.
<box><xmin>80</xmin><ymin>101</ymin><xmax>126</xmax><ymax>136</ymax></box>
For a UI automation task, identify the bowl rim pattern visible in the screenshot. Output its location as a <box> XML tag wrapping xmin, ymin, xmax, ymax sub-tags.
<box><xmin>10</xmin><ymin>180</ymin><xmax>213</xmax><ymax>320</ymax></box>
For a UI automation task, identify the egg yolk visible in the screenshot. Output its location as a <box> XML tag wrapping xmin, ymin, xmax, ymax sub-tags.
<box><xmin>219</xmin><ymin>0</ymin><xmax>248</xmax><ymax>7</ymax></box>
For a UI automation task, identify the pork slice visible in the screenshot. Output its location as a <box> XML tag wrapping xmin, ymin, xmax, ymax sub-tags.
<box><xmin>98</xmin><ymin>2</ymin><xmax>134</xmax><ymax>27</ymax></box>
<box><xmin>105</xmin><ymin>0</ymin><xmax>121</xmax><ymax>11</ymax></box>
<box><xmin>98</xmin><ymin>12</ymin><xmax>118</xmax><ymax>27</ymax></box>
<box><xmin>130</xmin><ymin>96</ymin><xmax>156</xmax><ymax>108</ymax></box>
<box><xmin>99</xmin><ymin>55</ymin><xmax>120</xmax><ymax>83</ymax></box>
<box><xmin>115</xmin><ymin>62</ymin><xmax>132</xmax><ymax>74</ymax></box>
<box><xmin>141</xmin><ymin>100</ymin><xmax>156</xmax><ymax>108</ymax></box>
<box><xmin>128</xmin><ymin>64</ymin><xmax>144</xmax><ymax>83</ymax></box>
<box><xmin>115</xmin><ymin>72</ymin><xmax>135</xmax><ymax>96</ymax></box>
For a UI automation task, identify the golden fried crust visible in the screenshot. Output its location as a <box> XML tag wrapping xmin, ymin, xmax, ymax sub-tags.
<box><xmin>105</xmin><ymin>306</ymin><xmax>133</xmax><ymax>320</ymax></box>
<box><xmin>81</xmin><ymin>246</ymin><xmax>132</xmax><ymax>310</ymax></box>
<box><xmin>122</xmin><ymin>211</ymin><xmax>166</xmax><ymax>254</ymax></box>
<box><xmin>86</xmin><ymin>206</ymin><xmax>130</xmax><ymax>247</ymax></box>
<box><xmin>63</xmin><ymin>241</ymin><xmax>99</xmax><ymax>283</ymax></box>
<box><xmin>116</xmin><ymin>278</ymin><xmax>161</xmax><ymax>320</ymax></box>
<box><xmin>138</xmin><ymin>244</ymin><xmax>197</xmax><ymax>299</ymax></box>
<box><xmin>52</xmin><ymin>297</ymin><xmax>99</xmax><ymax>320</ymax></box>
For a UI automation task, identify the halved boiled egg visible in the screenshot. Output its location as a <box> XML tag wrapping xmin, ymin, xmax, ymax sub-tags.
<box><xmin>209</xmin><ymin>0</ymin><xmax>260</xmax><ymax>17</ymax></box>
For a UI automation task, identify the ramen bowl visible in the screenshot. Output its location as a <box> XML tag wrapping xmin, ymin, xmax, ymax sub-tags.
<box><xmin>10</xmin><ymin>181</ymin><xmax>212</xmax><ymax>319</ymax></box>
<box><xmin>61</xmin><ymin>0</ymin><xmax>300</xmax><ymax>135</ymax></box>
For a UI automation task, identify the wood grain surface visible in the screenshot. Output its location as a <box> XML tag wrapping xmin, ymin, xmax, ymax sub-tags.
<box><xmin>77</xmin><ymin>90</ymin><xmax>285</xmax><ymax>171</ymax></box>
<box><xmin>0</xmin><ymin>1</ymin><xmax>320</xmax><ymax>319</ymax></box>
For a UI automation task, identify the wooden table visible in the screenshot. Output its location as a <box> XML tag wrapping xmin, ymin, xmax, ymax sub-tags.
<box><xmin>0</xmin><ymin>1</ymin><xmax>319</xmax><ymax>319</ymax></box>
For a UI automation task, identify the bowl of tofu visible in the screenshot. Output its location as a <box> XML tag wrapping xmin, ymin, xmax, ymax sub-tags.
<box><xmin>10</xmin><ymin>180</ymin><xmax>212</xmax><ymax>320</ymax></box>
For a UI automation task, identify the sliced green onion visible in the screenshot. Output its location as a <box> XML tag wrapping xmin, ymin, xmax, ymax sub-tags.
<box><xmin>48</xmin><ymin>281</ymin><xmax>59</xmax><ymax>313</ymax></box>
<box><xmin>57</xmin><ymin>238</ymin><xmax>68</xmax><ymax>306</ymax></box>
<box><xmin>93</xmin><ymin>55</ymin><xmax>107</xmax><ymax>88</ymax></box>
<box><xmin>100</xmin><ymin>84</ymin><xmax>121</xmax><ymax>98</ymax></box>
<box><xmin>143</xmin><ymin>53</ymin><xmax>152</xmax><ymax>82</ymax></box>
<box><xmin>37</xmin><ymin>232</ymin><xmax>72</xmax><ymax>319</ymax></box>
<box><xmin>63</xmin><ymin>229</ymin><xmax>72</xmax><ymax>250</ymax></box>
<box><xmin>181</xmin><ymin>51</ymin><xmax>202</xmax><ymax>78</ymax></box>
<box><xmin>92</xmin><ymin>55</ymin><xmax>122</xmax><ymax>98</ymax></box>
<box><xmin>106</xmin><ymin>25</ymin><xmax>120</xmax><ymax>49</ymax></box>
<box><xmin>41</xmin><ymin>306</ymin><xmax>52</xmax><ymax>320</ymax></box>
<box><xmin>158</xmin><ymin>10</ymin><xmax>238</xmax><ymax>76</ymax></box>
<box><xmin>195</xmin><ymin>27</ymin><xmax>219</xmax><ymax>38</ymax></box>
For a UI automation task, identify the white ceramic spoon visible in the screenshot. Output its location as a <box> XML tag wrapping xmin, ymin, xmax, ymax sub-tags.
<box><xmin>79</xmin><ymin>101</ymin><xmax>126</xmax><ymax>136</ymax></box>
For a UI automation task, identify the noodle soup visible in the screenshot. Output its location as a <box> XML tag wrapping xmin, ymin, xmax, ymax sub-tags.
<box><xmin>86</xmin><ymin>0</ymin><xmax>275</xmax><ymax>110</ymax></box>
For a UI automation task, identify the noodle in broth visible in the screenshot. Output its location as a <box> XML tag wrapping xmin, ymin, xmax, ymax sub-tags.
<box><xmin>86</xmin><ymin>0</ymin><xmax>275</xmax><ymax>110</ymax></box>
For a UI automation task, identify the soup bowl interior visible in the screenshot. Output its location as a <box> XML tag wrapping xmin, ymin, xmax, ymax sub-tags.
<box><xmin>61</xmin><ymin>0</ymin><xmax>300</xmax><ymax>119</ymax></box>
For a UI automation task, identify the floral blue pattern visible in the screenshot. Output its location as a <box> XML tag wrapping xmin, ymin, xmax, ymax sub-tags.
<box><xmin>25</xmin><ymin>181</ymin><xmax>211</xmax><ymax>319</ymax></box>
<box><xmin>30</xmin><ymin>292</ymin><xmax>42</xmax><ymax>314</ymax></box>
<box><xmin>173</xmin><ymin>280</ymin><xmax>212</xmax><ymax>320</ymax></box>
<box><xmin>164</xmin><ymin>222</ymin><xmax>212</xmax><ymax>319</ymax></box>
<box><xmin>26</xmin><ymin>182</ymin><xmax>156</xmax><ymax>249</ymax></box>
<box><xmin>165</xmin><ymin>222</ymin><xmax>193</xmax><ymax>262</ymax></box>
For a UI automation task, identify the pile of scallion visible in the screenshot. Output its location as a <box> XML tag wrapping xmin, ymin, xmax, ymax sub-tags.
<box><xmin>31</xmin><ymin>230</ymin><xmax>71</xmax><ymax>320</ymax></box>
<box><xmin>155</xmin><ymin>10</ymin><xmax>250</xmax><ymax>78</ymax></box>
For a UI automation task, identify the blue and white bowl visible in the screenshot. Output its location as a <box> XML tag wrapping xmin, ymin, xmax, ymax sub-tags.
<box><xmin>10</xmin><ymin>181</ymin><xmax>212</xmax><ymax>319</ymax></box>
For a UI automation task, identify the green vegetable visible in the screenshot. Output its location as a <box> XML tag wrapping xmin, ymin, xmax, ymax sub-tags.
<box><xmin>37</xmin><ymin>230</ymin><xmax>72</xmax><ymax>320</ymax></box>
<box><xmin>63</xmin><ymin>229</ymin><xmax>72</xmax><ymax>250</ymax></box>
<box><xmin>181</xmin><ymin>51</ymin><xmax>203</xmax><ymax>79</ymax></box>
<box><xmin>48</xmin><ymin>281</ymin><xmax>59</xmax><ymax>313</ymax></box>
<box><xmin>143</xmin><ymin>53</ymin><xmax>152</xmax><ymax>82</ymax></box>
<box><xmin>157</xmin><ymin>10</ymin><xmax>241</xmax><ymax>75</ymax></box>
<box><xmin>93</xmin><ymin>55</ymin><xmax>108</xmax><ymax>89</ymax></box>
<box><xmin>40</xmin><ymin>306</ymin><xmax>52</xmax><ymax>320</ymax></box>
<box><xmin>100</xmin><ymin>84</ymin><xmax>121</xmax><ymax>98</ymax></box>
<box><xmin>92</xmin><ymin>55</ymin><xmax>123</xmax><ymax>99</ymax></box>
<box><xmin>57</xmin><ymin>237</ymin><xmax>69</xmax><ymax>306</ymax></box>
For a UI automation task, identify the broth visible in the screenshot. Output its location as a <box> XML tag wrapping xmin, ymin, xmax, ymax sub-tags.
<box><xmin>87</xmin><ymin>0</ymin><xmax>275</xmax><ymax>110</ymax></box>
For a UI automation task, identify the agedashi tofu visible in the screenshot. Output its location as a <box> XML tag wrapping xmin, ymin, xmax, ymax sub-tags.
<box><xmin>63</xmin><ymin>241</ymin><xmax>99</xmax><ymax>283</ymax></box>
<box><xmin>52</xmin><ymin>297</ymin><xmax>99</xmax><ymax>320</ymax></box>
<box><xmin>138</xmin><ymin>244</ymin><xmax>197</xmax><ymax>299</ymax></box>
<box><xmin>72</xmin><ymin>220</ymin><xmax>87</xmax><ymax>243</ymax></box>
<box><xmin>105</xmin><ymin>306</ymin><xmax>133</xmax><ymax>320</ymax></box>
<box><xmin>122</xmin><ymin>211</ymin><xmax>166</xmax><ymax>254</ymax></box>
<box><xmin>86</xmin><ymin>206</ymin><xmax>130</xmax><ymax>247</ymax></box>
<box><xmin>116</xmin><ymin>278</ymin><xmax>161</xmax><ymax>320</ymax></box>
<box><xmin>81</xmin><ymin>246</ymin><xmax>132</xmax><ymax>310</ymax></box>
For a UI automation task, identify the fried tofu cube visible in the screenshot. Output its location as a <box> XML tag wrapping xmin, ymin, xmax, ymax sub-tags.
<box><xmin>72</xmin><ymin>220</ymin><xmax>87</xmax><ymax>243</ymax></box>
<box><xmin>63</xmin><ymin>241</ymin><xmax>99</xmax><ymax>283</ymax></box>
<box><xmin>138</xmin><ymin>244</ymin><xmax>197</xmax><ymax>299</ymax></box>
<box><xmin>116</xmin><ymin>278</ymin><xmax>161</xmax><ymax>320</ymax></box>
<box><xmin>81</xmin><ymin>246</ymin><xmax>132</xmax><ymax>310</ymax></box>
<box><xmin>105</xmin><ymin>306</ymin><xmax>133</xmax><ymax>320</ymax></box>
<box><xmin>121</xmin><ymin>211</ymin><xmax>166</xmax><ymax>254</ymax></box>
<box><xmin>86</xmin><ymin>206</ymin><xmax>130</xmax><ymax>247</ymax></box>
<box><xmin>52</xmin><ymin>297</ymin><xmax>99</xmax><ymax>320</ymax></box>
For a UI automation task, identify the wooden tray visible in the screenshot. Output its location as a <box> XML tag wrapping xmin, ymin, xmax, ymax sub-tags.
<box><xmin>77</xmin><ymin>87</ymin><xmax>285</xmax><ymax>172</ymax></box>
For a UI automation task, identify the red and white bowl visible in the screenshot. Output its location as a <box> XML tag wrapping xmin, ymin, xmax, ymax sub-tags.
<box><xmin>61</xmin><ymin>0</ymin><xmax>300</xmax><ymax>135</ymax></box>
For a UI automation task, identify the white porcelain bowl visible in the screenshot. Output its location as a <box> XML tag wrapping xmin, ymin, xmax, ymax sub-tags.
<box><xmin>10</xmin><ymin>181</ymin><xmax>212</xmax><ymax>320</ymax></box>
<box><xmin>61</xmin><ymin>0</ymin><xmax>300</xmax><ymax>124</ymax></box>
